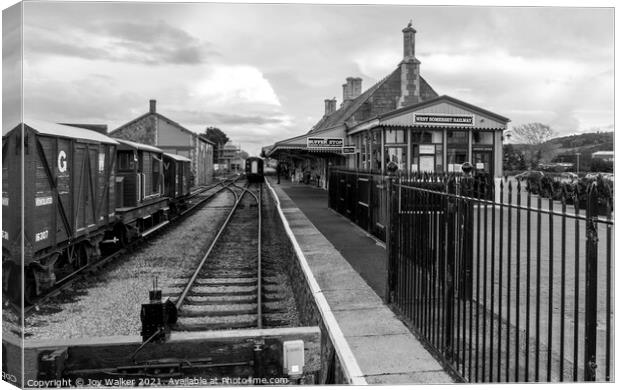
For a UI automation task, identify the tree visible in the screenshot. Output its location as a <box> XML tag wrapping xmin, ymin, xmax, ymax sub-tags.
<box><xmin>503</xmin><ymin>144</ymin><xmax>526</xmax><ymax>171</ymax></box>
<box><xmin>510</xmin><ymin>122</ymin><xmax>555</xmax><ymax>145</ymax></box>
<box><xmin>203</xmin><ymin>127</ymin><xmax>230</xmax><ymax>163</ymax></box>
<box><xmin>510</xmin><ymin>123</ymin><xmax>555</xmax><ymax>168</ymax></box>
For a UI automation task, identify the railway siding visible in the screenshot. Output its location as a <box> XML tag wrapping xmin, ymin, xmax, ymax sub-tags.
<box><xmin>20</xmin><ymin>190</ymin><xmax>235</xmax><ymax>340</ymax></box>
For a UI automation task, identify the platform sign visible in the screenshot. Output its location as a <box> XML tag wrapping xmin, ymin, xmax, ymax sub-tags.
<box><xmin>414</xmin><ymin>113</ymin><xmax>474</xmax><ymax>126</ymax></box>
<box><xmin>342</xmin><ymin>146</ymin><xmax>357</xmax><ymax>154</ymax></box>
<box><xmin>307</xmin><ymin>137</ymin><xmax>343</xmax><ymax>149</ymax></box>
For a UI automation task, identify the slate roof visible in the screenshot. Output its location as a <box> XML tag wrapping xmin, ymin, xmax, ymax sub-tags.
<box><xmin>308</xmin><ymin>67</ymin><xmax>439</xmax><ymax>134</ymax></box>
<box><xmin>309</xmin><ymin>70</ymin><xmax>398</xmax><ymax>133</ymax></box>
<box><xmin>110</xmin><ymin>111</ymin><xmax>215</xmax><ymax>145</ymax></box>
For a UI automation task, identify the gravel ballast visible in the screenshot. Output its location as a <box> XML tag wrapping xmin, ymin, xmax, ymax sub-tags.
<box><xmin>22</xmin><ymin>191</ymin><xmax>235</xmax><ymax>340</ymax></box>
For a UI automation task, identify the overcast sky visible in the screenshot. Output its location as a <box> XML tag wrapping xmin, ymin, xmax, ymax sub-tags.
<box><xmin>1</xmin><ymin>1</ymin><xmax>615</xmax><ymax>155</ymax></box>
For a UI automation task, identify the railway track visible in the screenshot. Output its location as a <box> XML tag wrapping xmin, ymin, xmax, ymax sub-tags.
<box><xmin>173</xmin><ymin>182</ymin><xmax>265</xmax><ymax>331</ymax></box>
<box><xmin>18</xmin><ymin>178</ymin><xmax>238</xmax><ymax>317</ymax></box>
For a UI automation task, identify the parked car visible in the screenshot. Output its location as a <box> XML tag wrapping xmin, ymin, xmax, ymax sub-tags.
<box><xmin>557</xmin><ymin>172</ymin><xmax>578</xmax><ymax>183</ymax></box>
<box><xmin>514</xmin><ymin>170</ymin><xmax>544</xmax><ymax>181</ymax></box>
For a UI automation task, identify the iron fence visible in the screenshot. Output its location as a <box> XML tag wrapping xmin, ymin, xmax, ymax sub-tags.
<box><xmin>328</xmin><ymin>169</ymin><xmax>388</xmax><ymax>241</ymax></box>
<box><xmin>388</xmin><ymin>176</ymin><xmax>613</xmax><ymax>383</ymax></box>
<box><xmin>327</xmin><ymin>168</ymin><xmax>614</xmax><ymax>382</ymax></box>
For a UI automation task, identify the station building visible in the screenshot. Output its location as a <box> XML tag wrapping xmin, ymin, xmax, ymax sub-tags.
<box><xmin>110</xmin><ymin>100</ymin><xmax>215</xmax><ymax>185</ymax></box>
<box><xmin>264</xmin><ymin>22</ymin><xmax>509</xmax><ymax>187</ymax></box>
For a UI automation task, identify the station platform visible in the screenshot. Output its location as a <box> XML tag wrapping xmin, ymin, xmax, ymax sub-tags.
<box><xmin>266</xmin><ymin>178</ymin><xmax>454</xmax><ymax>385</ymax></box>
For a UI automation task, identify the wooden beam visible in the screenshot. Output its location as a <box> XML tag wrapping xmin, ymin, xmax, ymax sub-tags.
<box><xmin>21</xmin><ymin>327</ymin><xmax>320</xmax><ymax>382</ymax></box>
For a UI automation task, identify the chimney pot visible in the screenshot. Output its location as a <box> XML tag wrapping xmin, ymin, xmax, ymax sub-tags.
<box><xmin>342</xmin><ymin>83</ymin><xmax>350</xmax><ymax>102</ymax></box>
<box><xmin>350</xmin><ymin>77</ymin><xmax>362</xmax><ymax>100</ymax></box>
<box><xmin>402</xmin><ymin>21</ymin><xmax>417</xmax><ymax>60</ymax></box>
<box><xmin>149</xmin><ymin>99</ymin><xmax>156</xmax><ymax>114</ymax></box>
<box><xmin>324</xmin><ymin>98</ymin><xmax>337</xmax><ymax>115</ymax></box>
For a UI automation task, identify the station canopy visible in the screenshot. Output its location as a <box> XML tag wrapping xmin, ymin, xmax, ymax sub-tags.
<box><xmin>264</xmin><ymin>125</ymin><xmax>348</xmax><ymax>159</ymax></box>
<box><xmin>347</xmin><ymin>95</ymin><xmax>509</xmax><ymax>134</ymax></box>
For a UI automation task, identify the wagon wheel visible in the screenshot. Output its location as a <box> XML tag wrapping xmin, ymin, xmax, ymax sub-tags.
<box><xmin>4</xmin><ymin>263</ymin><xmax>21</xmax><ymax>304</ymax></box>
<box><xmin>79</xmin><ymin>244</ymin><xmax>90</xmax><ymax>268</ymax></box>
<box><xmin>114</xmin><ymin>224</ymin><xmax>129</xmax><ymax>248</ymax></box>
<box><xmin>5</xmin><ymin>265</ymin><xmax>37</xmax><ymax>305</ymax></box>
<box><xmin>24</xmin><ymin>270</ymin><xmax>37</xmax><ymax>305</ymax></box>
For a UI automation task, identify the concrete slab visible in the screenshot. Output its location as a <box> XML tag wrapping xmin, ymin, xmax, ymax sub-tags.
<box><xmin>365</xmin><ymin>370</ymin><xmax>454</xmax><ymax>384</ymax></box>
<box><xmin>347</xmin><ymin>333</ymin><xmax>446</xmax><ymax>375</ymax></box>
<box><xmin>331</xmin><ymin>307</ymin><xmax>411</xmax><ymax>337</ymax></box>
<box><xmin>312</xmin><ymin>267</ymin><xmax>369</xmax><ymax>290</ymax></box>
<box><xmin>322</xmin><ymin>288</ymin><xmax>385</xmax><ymax>311</ymax></box>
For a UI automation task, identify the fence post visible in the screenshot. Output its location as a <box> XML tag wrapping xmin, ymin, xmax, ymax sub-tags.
<box><xmin>459</xmin><ymin>165</ymin><xmax>474</xmax><ymax>300</ymax></box>
<box><xmin>384</xmin><ymin>176</ymin><xmax>393</xmax><ymax>304</ymax></box>
<box><xmin>444</xmin><ymin>177</ymin><xmax>457</xmax><ymax>358</ymax></box>
<box><xmin>584</xmin><ymin>183</ymin><xmax>599</xmax><ymax>381</ymax></box>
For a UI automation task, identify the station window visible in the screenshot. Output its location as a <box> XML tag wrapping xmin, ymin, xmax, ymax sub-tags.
<box><xmin>472</xmin><ymin>131</ymin><xmax>494</xmax><ymax>145</ymax></box>
<box><xmin>385</xmin><ymin>146</ymin><xmax>406</xmax><ymax>171</ymax></box>
<box><xmin>385</xmin><ymin>129</ymin><xmax>405</xmax><ymax>144</ymax></box>
<box><xmin>447</xmin><ymin>130</ymin><xmax>468</xmax><ymax>144</ymax></box>
<box><xmin>411</xmin><ymin>131</ymin><xmax>433</xmax><ymax>144</ymax></box>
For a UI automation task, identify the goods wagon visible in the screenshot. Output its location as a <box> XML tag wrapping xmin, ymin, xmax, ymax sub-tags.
<box><xmin>2</xmin><ymin>121</ymin><xmax>118</xmax><ymax>302</ymax></box>
<box><xmin>163</xmin><ymin>153</ymin><xmax>191</xmax><ymax>214</ymax></box>
<box><xmin>113</xmin><ymin>139</ymin><xmax>168</xmax><ymax>243</ymax></box>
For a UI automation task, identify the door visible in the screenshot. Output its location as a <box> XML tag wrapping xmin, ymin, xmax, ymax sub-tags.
<box><xmin>473</xmin><ymin>150</ymin><xmax>493</xmax><ymax>176</ymax></box>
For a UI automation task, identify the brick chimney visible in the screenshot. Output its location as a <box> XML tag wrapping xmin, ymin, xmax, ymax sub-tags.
<box><xmin>342</xmin><ymin>77</ymin><xmax>363</xmax><ymax>107</ymax></box>
<box><xmin>398</xmin><ymin>21</ymin><xmax>421</xmax><ymax>107</ymax></box>
<box><xmin>324</xmin><ymin>98</ymin><xmax>337</xmax><ymax>115</ymax></box>
<box><xmin>342</xmin><ymin>82</ymin><xmax>351</xmax><ymax>102</ymax></box>
<box><xmin>149</xmin><ymin>99</ymin><xmax>157</xmax><ymax>114</ymax></box>
<box><xmin>349</xmin><ymin>77</ymin><xmax>362</xmax><ymax>99</ymax></box>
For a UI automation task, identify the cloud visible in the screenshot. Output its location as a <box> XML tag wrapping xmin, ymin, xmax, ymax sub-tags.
<box><xmin>23</xmin><ymin>76</ymin><xmax>145</xmax><ymax>125</ymax></box>
<box><xmin>24</xmin><ymin>20</ymin><xmax>217</xmax><ymax>65</ymax></box>
<box><xmin>191</xmin><ymin>65</ymin><xmax>281</xmax><ymax>107</ymax></box>
<box><xmin>166</xmin><ymin>109</ymin><xmax>289</xmax><ymax>127</ymax></box>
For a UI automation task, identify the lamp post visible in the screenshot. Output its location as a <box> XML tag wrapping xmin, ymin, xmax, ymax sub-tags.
<box><xmin>575</xmin><ymin>152</ymin><xmax>581</xmax><ymax>174</ymax></box>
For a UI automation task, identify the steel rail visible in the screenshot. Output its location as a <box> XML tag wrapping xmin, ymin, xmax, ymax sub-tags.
<box><xmin>21</xmin><ymin>180</ymin><xmax>234</xmax><ymax>317</ymax></box>
<box><xmin>229</xmin><ymin>182</ymin><xmax>262</xmax><ymax>328</ymax></box>
<box><xmin>174</xmin><ymin>183</ymin><xmax>245</xmax><ymax>310</ymax></box>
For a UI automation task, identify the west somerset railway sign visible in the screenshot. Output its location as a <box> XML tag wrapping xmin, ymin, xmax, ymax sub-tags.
<box><xmin>414</xmin><ymin>113</ymin><xmax>474</xmax><ymax>126</ymax></box>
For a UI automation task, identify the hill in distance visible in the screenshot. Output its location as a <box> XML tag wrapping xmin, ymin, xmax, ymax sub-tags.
<box><xmin>509</xmin><ymin>131</ymin><xmax>614</xmax><ymax>165</ymax></box>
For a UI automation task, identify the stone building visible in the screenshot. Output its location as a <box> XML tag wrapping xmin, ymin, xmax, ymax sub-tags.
<box><xmin>265</xmin><ymin>22</ymin><xmax>509</xmax><ymax>185</ymax></box>
<box><xmin>110</xmin><ymin>100</ymin><xmax>214</xmax><ymax>186</ymax></box>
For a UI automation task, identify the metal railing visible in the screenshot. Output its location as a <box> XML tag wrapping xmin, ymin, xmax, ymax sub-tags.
<box><xmin>388</xmin><ymin>176</ymin><xmax>614</xmax><ymax>383</ymax></box>
<box><xmin>328</xmin><ymin>168</ymin><xmax>614</xmax><ymax>382</ymax></box>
